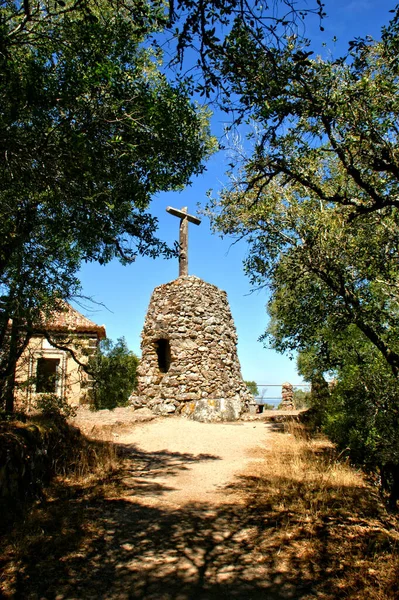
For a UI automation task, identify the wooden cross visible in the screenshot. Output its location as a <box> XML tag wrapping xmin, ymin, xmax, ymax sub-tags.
<box><xmin>166</xmin><ymin>206</ymin><xmax>201</xmax><ymax>277</ymax></box>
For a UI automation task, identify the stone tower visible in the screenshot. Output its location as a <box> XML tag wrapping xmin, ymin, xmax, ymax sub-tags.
<box><xmin>136</xmin><ymin>275</ymin><xmax>251</xmax><ymax>421</ymax></box>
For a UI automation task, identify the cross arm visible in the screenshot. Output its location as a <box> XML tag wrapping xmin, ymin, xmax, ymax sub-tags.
<box><xmin>166</xmin><ymin>206</ymin><xmax>201</xmax><ymax>226</ymax></box>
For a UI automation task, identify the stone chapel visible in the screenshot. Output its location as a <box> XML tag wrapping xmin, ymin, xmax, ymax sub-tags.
<box><xmin>14</xmin><ymin>303</ymin><xmax>106</xmax><ymax>409</ymax></box>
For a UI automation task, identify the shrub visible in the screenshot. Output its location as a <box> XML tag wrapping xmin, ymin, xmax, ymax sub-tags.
<box><xmin>89</xmin><ymin>337</ymin><xmax>139</xmax><ymax>410</ymax></box>
<box><xmin>292</xmin><ymin>388</ymin><xmax>311</xmax><ymax>409</ymax></box>
<box><xmin>323</xmin><ymin>367</ymin><xmax>399</xmax><ymax>510</ymax></box>
<box><xmin>245</xmin><ymin>380</ymin><xmax>259</xmax><ymax>397</ymax></box>
<box><xmin>34</xmin><ymin>393</ymin><xmax>77</xmax><ymax>419</ymax></box>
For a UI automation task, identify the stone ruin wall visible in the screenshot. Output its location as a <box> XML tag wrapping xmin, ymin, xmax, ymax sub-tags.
<box><xmin>134</xmin><ymin>276</ymin><xmax>252</xmax><ymax>421</ymax></box>
<box><xmin>280</xmin><ymin>382</ymin><xmax>295</xmax><ymax>410</ymax></box>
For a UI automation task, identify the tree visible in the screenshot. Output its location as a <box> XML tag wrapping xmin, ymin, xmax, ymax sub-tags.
<box><xmin>204</xmin><ymin>9</ymin><xmax>399</xmax><ymax>377</ymax></box>
<box><xmin>295</xmin><ymin>326</ymin><xmax>399</xmax><ymax>509</ymax></box>
<box><xmin>206</xmin><ymin>171</ymin><xmax>399</xmax><ymax>376</ymax></box>
<box><xmin>0</xmin><ymin>0</ymin><xmax>216</xmax><ymax>410</ymax></box>
<box><xmin>89</xmin><ymin>337</ymin><xmax>139</xmax><ymax>410</ymax></box>
<box><xmin>292</xmin><ymin>388</ymin><xmax>310</xmax><ymax>410</ymax></box>
<box><xmin>177</xmin><ymin>2</ymin><xmax>398</xmax><ymax>217</ymax></box>
<box><xmin>245</xmin><ymin>380</ymin><xmax>259</xmax><ymax>397</ymax></box>
<box><xmin>1</xmin><ymin>0</ymin><xmax>216</xmax><ymax>276</ymax></box>
<box><xmin>201</xmin><ymin>11</ymin><xmax>399</xmax><ymax>505</ymax></box>
<box><xmin>167</xmin><ymin>0</ymin><xmax>325</xmax><ymax>102</ymax></box>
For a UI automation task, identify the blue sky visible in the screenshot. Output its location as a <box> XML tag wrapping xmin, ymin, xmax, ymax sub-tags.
<box><xmin>76</xmin><ymin>0</ymin><xmax>395</xmax><ymax>388</ymax></box>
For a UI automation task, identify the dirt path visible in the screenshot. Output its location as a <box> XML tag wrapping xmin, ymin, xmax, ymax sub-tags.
<box><xmin>3</xmin><ymin>416</ymin><xmax>304</xmax><ymax>600</ymax></box>
<box><xmin>3</xmin><ymin>412</ymin><xmax>397</xmax><ymax>600</ymax></box>
<box><xmin>115</xmin><ymin>417</ymin><xmax>272</xmax><ymax>509</ymax></box>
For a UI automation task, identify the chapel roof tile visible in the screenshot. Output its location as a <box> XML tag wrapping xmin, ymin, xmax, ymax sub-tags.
<box><xmin>43</xmin><ymin>303</ymin><xmax>106</xmax><ymax>339</ymax></box>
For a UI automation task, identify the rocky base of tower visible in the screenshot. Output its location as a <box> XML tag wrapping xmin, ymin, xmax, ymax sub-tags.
<box><xmin>129</xmin><ymin>394</ymin><xmax>245</xmax><ymax>422</ymax></box>
<box><xmin>180</xmin><ymin>397</ymin><xmax>243</xmax><ymax>422</ymax></box>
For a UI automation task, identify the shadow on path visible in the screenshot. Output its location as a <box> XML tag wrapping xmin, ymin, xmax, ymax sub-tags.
<box><xmin>1</xmin><ymin>439</ymin><xmax>398</xmax><ymax>599</ymax></box>
<box><xmin>112</xmin><ymin>443</ymin><xmax>220</xmax><ymax>498</ymax></box>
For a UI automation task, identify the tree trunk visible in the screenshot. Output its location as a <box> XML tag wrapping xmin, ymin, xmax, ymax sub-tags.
<box><xmin>1</xmin><ymin>317</ymin><xmax>27</xmax><ymax>413</ymax></box>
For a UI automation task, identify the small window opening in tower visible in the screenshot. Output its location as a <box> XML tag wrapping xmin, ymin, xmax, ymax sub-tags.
<box><xmin>155</xmin><ymin>339</ymin><xmax>171</xmax><ymax>373</ymax></box>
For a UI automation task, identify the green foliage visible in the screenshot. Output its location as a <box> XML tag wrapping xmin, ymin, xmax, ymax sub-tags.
<box><xmin>292</xmin><ymin>389</ymin><xmax>311</xmax><ymax>410</ymax></box>
<box><xmin>168</xmin><ymin>0</ymin><xmax>324</xmax><ymax>102</ymax></box>
<box><xmin>89</xmin><ymin>338</ymin><xmax>138</xmax><ymax>410</ymax></box>
<box><xmin>326</xmin><ymin>366</ymin><xmax>399</xmax><ymax>509</ymax></box>
<box><xmin>0</xmin><ymin>2</ymin><xmax>215</xmax><ymax>276</ymax></box>
<box><xmin>296</xmin><ymin>329</ymin><xmax>399</xmax><ymax>508</ymax></box>
<box><xmin>34</xmin><ymin>393</ymin><xmax>77</xmax><ymax>419</ymax></box>
<box><xmin>205</xmin><ymin>10</ymin><xmax>399</xmax><ymax>377</ymax></box>
<box><xmin>245</xmin><ymin>380</ymin><xmax>259</xmax><ymax>397</ymax></box>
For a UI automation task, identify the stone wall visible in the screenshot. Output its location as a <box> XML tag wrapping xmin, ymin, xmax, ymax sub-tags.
<box><xmin>135</xmin><ymin>276</ymin><xmax>252</xmax><ymax>421</ymax></box>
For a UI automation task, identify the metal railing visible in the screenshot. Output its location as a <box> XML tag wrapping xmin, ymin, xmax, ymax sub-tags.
<box><xmin>252</xmin><ymin>383</ymin><xmax>311</xmax><ymax>405</ymax></box>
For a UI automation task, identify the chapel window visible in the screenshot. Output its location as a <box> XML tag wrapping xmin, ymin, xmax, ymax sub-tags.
<box><xmin>36</xmin><ymin>358</ymin><xmax>60</xmax><ymax>393</ymax></box>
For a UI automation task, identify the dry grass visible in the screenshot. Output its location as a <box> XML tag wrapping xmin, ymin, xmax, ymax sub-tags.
<box><xmin>239</xmin><ymin>421</ymin><xmax>399</xmax><ymax>599</ymax></box>
<box><xmin>17</xmin><ymin>412</ymin><xmax>122</xmax><ymax>482</ymax></box>
<box><xmin>63</xmin><ymin>429</ymin><xmax>120</xmax><ymax>481</ymax></box>
<box><xmin>0</xmin><ymin>423</ymin><xmax>123</xmax><ymax>599</ymax></box>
